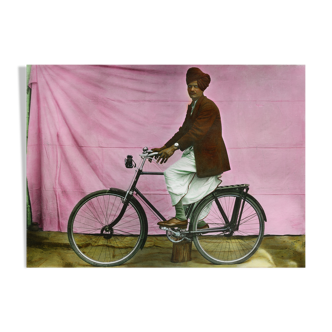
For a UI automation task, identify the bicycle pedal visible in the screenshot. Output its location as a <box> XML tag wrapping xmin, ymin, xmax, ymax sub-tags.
<box><xmin>159</xmin><ymin>225</ymin><xmax>187</xmax><ymax>230</ymax></box>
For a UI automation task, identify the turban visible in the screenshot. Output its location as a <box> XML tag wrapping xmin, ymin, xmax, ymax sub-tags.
<box><xmin>186</xmin><ymin>67</ymin><xmax>211</xmax><ymax>91</ymax></box>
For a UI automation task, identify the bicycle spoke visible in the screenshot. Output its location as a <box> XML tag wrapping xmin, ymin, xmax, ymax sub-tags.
<box><xmin>79</xmin><ymin>206</ymin><xmax>99</xmax><ymax>221</ymax></box>
<box><xmin>84</xmin><ymin>203</ymin><xmax>104</xmax><ymax>226</ymax></box>
<box><xmin>96</xmin><ymin>196</ymin><xmax>108</xmax><ymax>224</ymax></box>
<box><xmin>193</xmin><ymin>191</ymin><xmax>264</xmax><ymax>264</ymax></box>
<box><xmin>106</xmin><ymin>195</ymin><xmax>117</xmax><ymax>224</ymax></box>
<box><xmin>113</xmin><ymin>229</ymin><xmax>139</xmax><ymax>236</ymax></box>
<box><xmin>76</xmin><ymin>213</ymin><xmax>104</xmax><ymax>225</ymax></box>
<box><xmin>240</xmin><ymin>212</ymin><xmax>257</xmax><ymax>225</ymax></box>
<box><xmin>90</xmin><ymin>198</ymin><xmax>104</xmax><ymax>224</ymax></box>
<box><xmin>69</xmin><ymin>191</ymin><xmax>144</xmax><ymax>266</ymax></box>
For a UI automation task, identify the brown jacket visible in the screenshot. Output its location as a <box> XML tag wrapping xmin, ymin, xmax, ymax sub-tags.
<box><xmin>164</xmin><ymin>95</ymin><xmax>231</xmax><ymax>177</ymax></box>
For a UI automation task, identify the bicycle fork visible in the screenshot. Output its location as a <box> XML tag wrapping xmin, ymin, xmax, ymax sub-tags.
<box><xmin>104</xmin><ymin>151</ymin><xmax>149</xmax><ymax>230</ymax></box>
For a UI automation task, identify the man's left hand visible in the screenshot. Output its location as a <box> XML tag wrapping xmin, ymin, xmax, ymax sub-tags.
<box><xmin>156</xmin><ymin>146</ymin><xmax>177</xmax><ymax>164</ymax></box>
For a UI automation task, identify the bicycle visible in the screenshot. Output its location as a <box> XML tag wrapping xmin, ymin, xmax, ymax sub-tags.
<box><xmin>67</xmin><ymin>147</ymin><xmax>267</xmax><ymax>267</ymax></box>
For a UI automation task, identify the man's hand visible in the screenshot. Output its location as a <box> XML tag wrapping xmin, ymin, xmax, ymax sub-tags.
<box><xmin>149</xmin><ymin>146</ymin><xmax>166</xmax><ymax>163</ymax></box>
<box><xmin>151</xmin><ymin>146</ymin><xmax>166</xmax><ymax>153</ymax></box>
<box><xmin>156</xmin><ymin>146</ymin><xmax>177</xmax><ymax>164</ymax></box>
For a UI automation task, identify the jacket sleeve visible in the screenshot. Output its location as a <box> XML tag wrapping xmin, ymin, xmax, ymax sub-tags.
<box><xmin>177</xmin><ymin>103</ymin><xmax>217</xmax><ymax>151</ymax></box>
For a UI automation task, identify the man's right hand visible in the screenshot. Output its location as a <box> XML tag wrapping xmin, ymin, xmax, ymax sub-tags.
<box><xmin>151</xmin><ymin>146</ymin><xmax>166</xmax><ymax>153</ymax></box>
<box><xmin>149</xmin><ymin>146</ymin><xmax>166</xmax><ymax>162</ymax></box>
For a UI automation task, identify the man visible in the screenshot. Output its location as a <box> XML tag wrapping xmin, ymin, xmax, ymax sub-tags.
<box><xmin>152</xmin><ymin>67</ymin><xmax>231</xmax><ymax>229</ymax></box>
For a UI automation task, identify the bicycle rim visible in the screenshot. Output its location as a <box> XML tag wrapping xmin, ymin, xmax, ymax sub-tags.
<box><xmin>68</xmin><ymin>190</ymin><xmax>145</xmax><ymax>267</ymax></box>
<box><xmin>192</xmin><ymin>191</ymin><xmax>264</xmax><ymax>264</ymax></box>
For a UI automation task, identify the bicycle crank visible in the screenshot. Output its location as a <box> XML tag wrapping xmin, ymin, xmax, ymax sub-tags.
<box><xmin>159</xmin><ymin>226</ymin><xmax>192</xmax><ymax>243</ymax></box>
<box><xmin>166</xmin><ymin>228</ymin><xmax>185</xmax><ymax>243</ymax></box>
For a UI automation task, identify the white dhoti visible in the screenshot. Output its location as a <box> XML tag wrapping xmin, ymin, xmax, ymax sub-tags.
<box><xmin>164</xmin><ymin>147</ymin><xmax>222</xmax><ymax>206</ymax></box>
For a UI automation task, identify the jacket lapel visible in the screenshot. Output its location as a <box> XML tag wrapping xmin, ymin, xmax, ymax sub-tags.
<box><xmin>183</xmin><ymin>96</ymin><xmax>205</xmax><ymax>128</ymax></box>
<box><xmin>191</xmin><ymin>95</ymin><xmax>205</xmax><ymax>118</ymax></box>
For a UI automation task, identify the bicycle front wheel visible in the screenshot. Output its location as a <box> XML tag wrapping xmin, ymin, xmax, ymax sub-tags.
<box><xmin>67</xmin><ymin>189</ymin><xmax>146</xmax><ymax>267</ymax></box>
<box><xmin>191</xmin><ymin>190</ymin><xmax>265</xmax><ymax>265</ymax></box>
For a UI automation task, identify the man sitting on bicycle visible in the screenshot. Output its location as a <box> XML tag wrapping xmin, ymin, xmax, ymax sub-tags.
<box><xmin>152</xmin><ymin>67</ymin><xmax>231</xmax><ymax>229</ymax></box>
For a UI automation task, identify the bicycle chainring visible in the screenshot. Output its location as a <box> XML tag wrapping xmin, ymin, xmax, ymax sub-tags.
<box><xmin>166</xmin><ymin>228</ymin><xmax>185</xmax><ymax>243</ymax></box>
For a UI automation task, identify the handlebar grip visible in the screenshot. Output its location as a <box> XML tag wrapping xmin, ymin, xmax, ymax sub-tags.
<box><xmin>148</xmin><ymin>152</ymin><xmax>159</xmax><ymax>157</ymax></box>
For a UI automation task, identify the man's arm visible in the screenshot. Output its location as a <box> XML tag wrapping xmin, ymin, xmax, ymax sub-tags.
<box><xmin>177</xmin><ymin>103</ymin><xmax>217</xmax><ymax>150</ymax></box>
<box><xmin>153</xmin><ymin>103</ymin><xmax>218</xmax><ymax>163</ymax></box>
<box><xmin>151</xmin><ymin>109</ymin><xmax>190</xmax><ymax>163</ymax></box>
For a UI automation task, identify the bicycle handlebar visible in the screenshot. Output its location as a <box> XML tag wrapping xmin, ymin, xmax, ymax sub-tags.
<box><xmin>147</xmin><ymin>151</ymin><xmax>159</xmax><ymax>157</ymax></box>
<box><xmin>139</xmin><ymin>148</ymin><xmax>159</xmax><ymax>159</ymax></box>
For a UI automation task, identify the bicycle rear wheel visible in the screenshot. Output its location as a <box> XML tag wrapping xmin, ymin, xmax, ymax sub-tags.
<box><xmin>191</xmin><ymin>189</ymin><xmax>264</xmax><ymax>265</ymax></box>
<box><xmin>67</xmin><ymin>189</ymin><xmax>146</xmax><ymax>267</ymax></box>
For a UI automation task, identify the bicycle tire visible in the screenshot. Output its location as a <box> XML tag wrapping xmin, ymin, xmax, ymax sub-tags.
<box><xmin>67</xmin><ymin>189</ymin><xmax>147</xmax><ymax>267</ymax></box>
<box><xmin>191</xmin><ymin>189</ymin><xmax>265</xmax><ymax>265</ymax></box>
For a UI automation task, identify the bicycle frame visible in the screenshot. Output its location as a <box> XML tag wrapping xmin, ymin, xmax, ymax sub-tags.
<box><xmin>106</xmin><ymin>151</ymin><xmax>163</xmax><ymax>228</ymax></box>
<box><xmin>123</xmin><ymin>151</ymin><xmax>205</xmax><ymax>225</ymax></box>
<box><xmin>109</xmin><ymin>149</ymin><xmax>259</xmax><ymax>236</ymax></box>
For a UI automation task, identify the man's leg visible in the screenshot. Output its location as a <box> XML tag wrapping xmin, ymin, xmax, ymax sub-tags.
<box><xmin>183</xmin><ymin>201</ymin><xmax>209</xmax><ymax>229</ymax></box>
<box><xmin>157</xmin><ymin>152</ymin><xmax>196</xmax><ymax>227</ymax></box>
<box><xmin>196</xmin><ymin>201</ymin><xmax>213</xmax><ymax>229</ymax></box>
<box><xmin>163</xmin><ymin>151</ymin><xmax>197</xmax><ymax>206</ymax></box>
<box><xmin>174</xmin><ymin>200</ymin><xmax>187</xmax><ymax>221</ymax></box>
<box><xmin>157</xmin><ymin>150</ymin><xmax>221</xmax><ymax>228</ymax></box>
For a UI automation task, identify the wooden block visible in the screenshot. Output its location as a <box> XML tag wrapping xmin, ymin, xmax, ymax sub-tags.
<box><xmin>171</xmin><ymin>240</ymin><xmax>192</xmax><ymax>263</ymax></box>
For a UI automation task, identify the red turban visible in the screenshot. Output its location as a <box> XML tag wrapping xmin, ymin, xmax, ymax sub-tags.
<box><xmin>186</xmin><ymin>67</ymin><xmax>211</xmax><ymax>91</ymax></box>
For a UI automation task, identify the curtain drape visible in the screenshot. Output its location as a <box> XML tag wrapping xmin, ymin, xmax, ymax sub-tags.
<box><xmin>27</xmin><ymin>65</ymin><xmax>305</xmax><ymax>235</ymax></box>
<box><xmin>26</xmin><ymin>65</ymin><xmax>32</xmax><ymax>227</ymax></box>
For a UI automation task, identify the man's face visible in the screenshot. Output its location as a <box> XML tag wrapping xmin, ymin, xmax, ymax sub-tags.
<box><xmin>187</xmin><ymin>80</ymin><xmax>203</xmax><ymax>100</ymax></box>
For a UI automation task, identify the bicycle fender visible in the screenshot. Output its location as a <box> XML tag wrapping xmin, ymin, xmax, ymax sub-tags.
<box><xmin>246</xmin><ymin>194</ymin><xmax>267</xmax><ymax>222</ymax></box>
<box><xmin>214</xmin><ymin>188</ymin><xmax>267</xmax><ymax>222</ymax></box>
<box><xmin>108</xmin><ymin>188</ymin><xmax>149</xmax><ymax>249</ymax></box>
<box><xmin>138</xmin><ymin>209</ymin><xmax>148</xmax><ymax>250</ymax></box>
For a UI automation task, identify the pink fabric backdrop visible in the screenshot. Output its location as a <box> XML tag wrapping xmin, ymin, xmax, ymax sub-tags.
<box><xmin>27</xmin><ymin>65</ymin><xmax>305</xmax><ymax>235</ymax></box>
